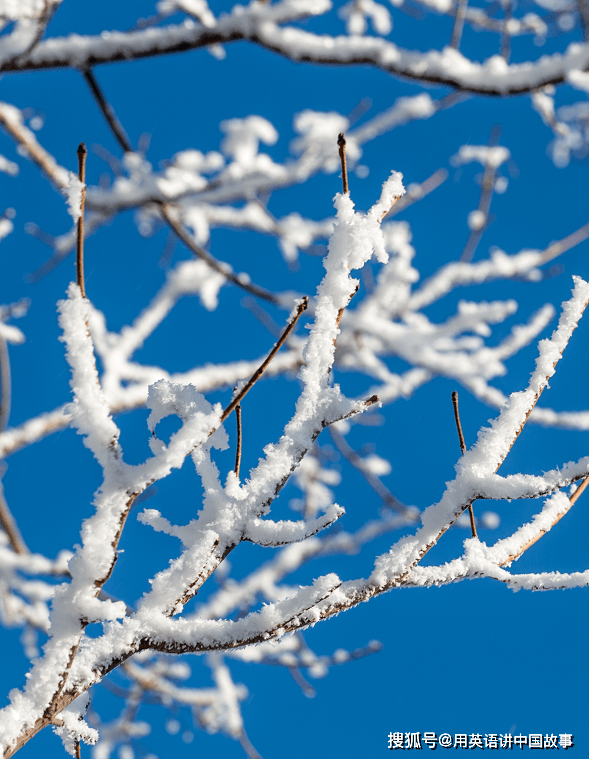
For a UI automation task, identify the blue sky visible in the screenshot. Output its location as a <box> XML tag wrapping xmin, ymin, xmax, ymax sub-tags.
<box><xmin>1</xmin><ymin>1</ymin><xmax>588</xmax><ymax>757</ymax></box>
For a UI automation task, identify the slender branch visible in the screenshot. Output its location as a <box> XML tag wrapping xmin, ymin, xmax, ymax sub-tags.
<box><xmin>238</xmin><ymin>728</ymin><xmax>264</xmax><ymax>759</ymax></box>
<box><xmin>450</xmin><ymin>0</ymin><xmax>469</xmax><ymax>49</ymax></box>
<box><xmin>0</xmin><ymin>104</ymin><xmax>68</xmax><ymax>189</ymax></box>
<box><xmin>539</xmin><ymin>220</ymin><xmax>589</xmax><ymax>265</ymax></box>
<box><xmin>460</xmin><ymin>125</ymin><xmax>502</xmax><ymax>264</ymax></box>
<box><xmin>494</xmin><ymin>296</ymin><xmax>589</xmax><ymax>472</ymax></box>
<box><xmin>80</xmin><ymin>69</ymin><xmax>280</xmax><ymax>305</ymax></box>
<box><xmin>381</xmin><ymin>168</ymin><xmax>448</xmax><ymax>221</ymax></box>
<box><xmin>0</xmin><ymin>335</ymin><xmax>28</xmax><ymax>554</ymax></box>
<box><xmin>288</xmin><ymin>666</ymin><xmax>316</xmax><ymax>697</ymax></box>
<box><xmin>74</xmin><ymin>741</ymin><xmax>80</xmax><ymax>759</ymax></box>
<box><xmin>159</xmin><ymin>204</ymin><xmax>280</xmax><ymax>304</ymax></box>
<box><xmin>0</xmin><ymin>336</ymin><xmax>10</xmax><ymax>433</ymax></box>
<box><xmin>337</xmin><ymin>133</ymin><xmax>348</xmax><ymax>195</ymax></box>
<box><xmin>578</xmin><ymin>0</ymin><xmax>589</xmax><ymax>41</ymax></box>
<box><xmin>334</xmin><ymin>283</ymin><xmax>358</xmax><ymax>339</ymax></box>
<box><xmin>82</xmin><ymin>69</ymin><xmax>133</xmax><ymax>153</ymax></box>
<box><xmin>328</xmin><ymin>426</ymin><xmax>415</xmax><ymax>518</ymax></box>
<box><xmin>241</xmin><ymin>297</ymin><xmax>282</xmax><ymax>337</ymax></box>
<box><xmin>0</xmin><ymin>479</ymin><xmax>29</xmax><ymax>555</ymax></box>
<box><xmin>234</xmin><ymin>403</ymin><xmax>242</xmax><ymax>478</ymax></box>
<box><xmin>451</xmin><ymin>390</ymin><xmax>477</xmax><ymax>538</ymax></box>
<box><xmin>500</xmin><ymin>0</ymin><xmax>512</xmax><ymax>62</ymax></box>
<box><xmin>76</xmin><ymin>143</ymin><xmax>87</xmax><ymax>299</ymax></box>
<box><xmin>27</xmin><ymin>212</ymin><xmax>110</xmax><ymax>284</ymax></box>
<box><xmin>220</xmin><ymin>297</ymin><xmax>308</xmax><ymax>423</ymax></box>
<box><xmin>451</xmin><ymin>390</ymin><xmax>466</xmax><ymax>455</ymax></box>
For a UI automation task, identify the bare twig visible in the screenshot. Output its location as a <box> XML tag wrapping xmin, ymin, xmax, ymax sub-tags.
<box><xmin>346</xmin><ymin>96</ymin><xmax>372</xmax><ymax>127</ymax></box>
<box><xmin>451</xmin><ymin>390</ymin><xmax>466</xmax><ymax>456</ymax></box>
<box><xmin>76</xmin><ymin>143</ymin><xmax>88</xmax><ymax>298</ymax></box>
<box><xmin>450</xmin><ymin>0</ymin><xmax>469</xmax><ymax>48</ymax></box>
<box><xmin>82</xmin><ymin>69</ymin><xmax>133</xmax><ymax>153</ymax></box>
<box><xmin>220</xmin><ymin>297</ymin><xmax>308</xmax><ymax>423</ymax></box>
<box><xmin>27</xmin><ymin>212</ymin><xmax>110</xmax><ymax>284</ymax></box>
<box><xmin>337</xmin><ymin>133</ymin><xmax>349</xmax><ymax>194</ymax></box>
<box><xmin>288</xmin><ymin>666</ymin><xmax>316</xmax><ymax>697</ymax></box>
<box><xmin>578</xmin><ymin>0</ymin><xmax>589</xmax><ymax>41</ymax></box>
<box><xmin>379</xmin><ymin>196</ymin><xmax>403</xmax><ymax>223</ymax></box>
<box><xmin>329</xmin><ymin>426</ymin><xmax>415</xmax><ymax>518</ymax></box>
<box><xmin>451</xmin><ymin>390</ymin><xmax>477</xmax><ymax>538</ymax></box>
<box><xmin>500</xmin><ymin>0</ymin><xmax>512</xmax><ymax>61</ymax></box>
<box><xmin>539</xmin><ymin>220</ymin><xmax>589</xmax><ymax>265</ymax></box>
<box><xmin>460</xmin><ymin>125</ymin><xmax>502</xmax><ymax>264</ymax></box>
<box><xmin>74</xmin><ymin>741</ymin><xmax>80</xmax><ymax>759</ymax></box>
<box><xmin>0</xmin><ymin>337</ymin><xmax>10</xmax><ymax>434</ymax></box>
<box><xmin>238</xmin><ymin>728</ymin><xmax>264</xmax><ymax>759</ymax></box>
<box><xmin>159</xmin><ymin>205</ymin><xmax>280</xmax><ymax>304</ymax></box>
<box><xmin>0</xmin><ymin>479</ymin><xmax>29</xmax><ymax>555</ymax></box>
<box><xmin>381</xmin><ymin>168</ymin><xmax>448</xmax><ymax>221</ymax></box>
<box><xmin>334</xmin><ymin>283</ymin><xmax>359</xmax><ymax>339</ymax></box>
<box><xmin>234</xmin><ymin>403</ymin><xmax>242</xmax><ymax>478</ymax></box>
<box><xmin>241</xmin><ymin>297</ymin><xmax>282</xmax><ymax>337</ymax></box>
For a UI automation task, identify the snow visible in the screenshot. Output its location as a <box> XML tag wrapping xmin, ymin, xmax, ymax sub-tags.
<box><xmin>61</xmin><ymin>171</ymin><xmax>84</xmax><ymax>223</ymax></box>
<box><xmin>2</xmin><ymin>11</ymin><xmax>589</xmax><ymax>746</ymax></box>
<box><xmin>0</xmin><ymin>153</ymin><xmax>18</xmax><ymax>176</ymax></box>
<box><xmin>467</xmin><ymin>209</ymin><xmax>486</xmax><ymax>231</ymax></box>
<box><xmin>452</xmin><ymin>144</ymin><xmax>511</xmax><ymax>168</ymax></box>
<box><xmin>368</xmin><ymin>277</ymin><xmax>589</xmax><ymax>590</ymax></box>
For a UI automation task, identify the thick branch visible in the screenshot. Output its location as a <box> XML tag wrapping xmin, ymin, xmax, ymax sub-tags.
<box><xmin>1</xmin><ymin>13</ymin><xmax>588</xmax><ymax>96</ymax></box>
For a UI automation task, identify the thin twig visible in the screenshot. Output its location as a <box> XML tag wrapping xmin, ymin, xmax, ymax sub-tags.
<box><xmin>451</xmin><ymin>390</ymin><xmax>477</xmax><ymax>538</ymax></box>
<box><xmin>234</xmin><ymin>403</ymin><xmax>242</xmax><ymax>478</ymax></box>
<box><xmin>26</xmin><ymin>213</ymin><xmax>109</xmax><ymax>284</ymax></box>
<box><xmin>450</xmin><ymin>0</ymin><xmax>469</xmax><ymax>48</ymax></box>
<box><xmin>76</xmin><ymin>143</ymin><xmax>87</xmax><ymax>298</ymax></box>
<box><xmin>379</xmin><ymin>196</ymin><xmax>403</xmax><ymax>223</ymax></box>
<box><xmin>159</xmin><ymin>204</ymin><xmax>279</xmax><ymax>304</ymax></box>
<box><xmin>0</xmin><ymin>479</ymin><xmax>29</xmax><ymax>555</ymax></box>
<box><xmin>381</xmin><ymin>168</ymin><xmax>448</xmax><ymax>221</ymax></box>
<box><xmin>74</xmin><ymin>741</ymin><xmax>80</xmax><ymax>759</ymax></box>
<box><xmin>451</xmin><ymin>390</ymin><xmax>466</xmax><ymax>455</ymax></box>
<box><xmin>82</xmin><ymin>69</ymin><xmax>281</xmax><ymax>305</ymax></box>
<box><xmin>0</xmin><ymin>104</ymin><xmax>68</xmax><ymax>189</ymax></box>
<box><xmin>346</xmin><ymin>96</ymin><xmax>372</xmax><ymax>128</ymax></box>
<box><xmin>334</xmin><ymin>283</ymin><xmax>359</xmax><ymax>340</ymax></box>
<box><xmin>288</xmin><ymin>666</ymin><xmax>316</xmax><ymax>697</ymax></box>
<box><xmin>500</xmin><ymin>0</ymin><xmax>512</xmax><ymax>62</ymax></box>
<box><xmin>0</xmin><ymin>336</ymin><xmax>10</xmax><ymax>433</ymax></box>
<box><xmin>460</xmin><ymin>125</ymin><xmax>502</xmax><ymax>264</ymax></box>
<box><xmin>220</xmin><ymin>298</ymin><xmax>308</xmax><ymax>423</ymax></box>
<box><xmin>337</xmin><ymin>133</ymin><xmax>349</xmax><ymax>194</ymax></box>
<box><xmin>241</xmin><ymin>297</ymin><xmax>282</xmax><ymax>337</ymax></box>
<box><xmin>82</xmin><ymin>69</ymin><xmax>133</xmax><ymax>153</ymax></box>
<box><xmin>579</xmin><ymin>0</ymin><xmax>589</xmax><ymax>41</ymax></box>
<box><xmin>329</xmin><ymin>426</ymin><xmax>415</xmax><ymax>518</ymax></box>
<box><xmin>238</xmin><ymin>728</ymin><xmax>264</xmax><ymax>759</ymax></box>
<box><xmin>539</xmin><ymin>220</ymin><xmax>589</xmax><ymax>265</ymax></box>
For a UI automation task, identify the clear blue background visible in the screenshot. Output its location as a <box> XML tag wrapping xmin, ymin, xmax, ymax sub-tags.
<box><xmin>1</xmin><ymin>1</ymin><xmax>588</xmax><ymax>757</ymax></box>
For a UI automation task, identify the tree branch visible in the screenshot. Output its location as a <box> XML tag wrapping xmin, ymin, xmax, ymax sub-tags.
<box><xmin>3</xmin><ymin>11</ymin><xmax>588</xmax><ymax>96</ymax></box>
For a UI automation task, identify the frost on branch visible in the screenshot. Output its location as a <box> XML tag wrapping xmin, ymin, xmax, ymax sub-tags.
<box><xmin>1</xmin><ymin>1</ymin><xmax>589</xmax><ymax>755</ymax></box>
